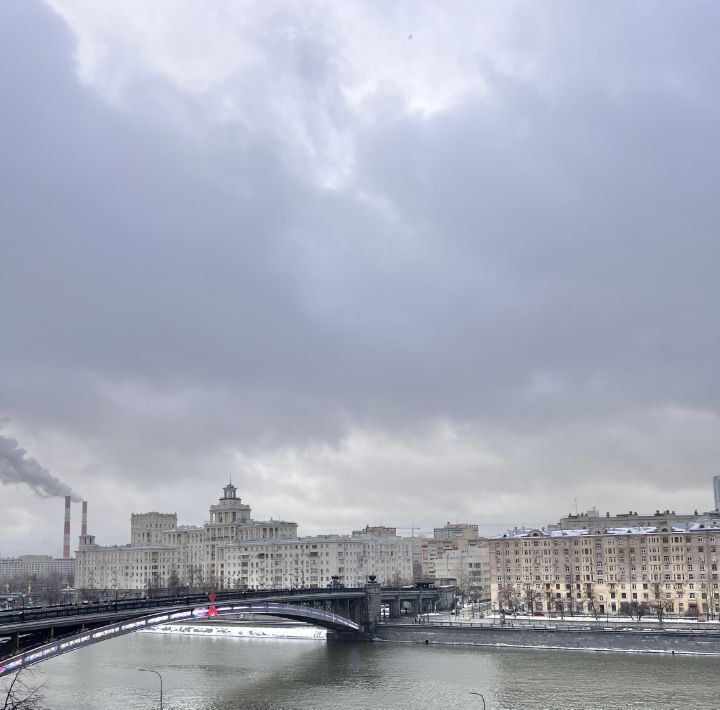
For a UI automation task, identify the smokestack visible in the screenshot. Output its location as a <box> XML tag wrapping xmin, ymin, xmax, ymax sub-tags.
<box><xmin>81</xmin><ymin>501</ymin><xmax>88</xmax><ymax>536</ymax></box>
<box><xmin>63</xmin><ymin>495</ymin><xmax>71</xmax><ymax>559</ymax></box>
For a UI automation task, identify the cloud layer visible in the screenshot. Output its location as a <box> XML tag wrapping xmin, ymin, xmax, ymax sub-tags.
<box><xmin>1</xmin><ymin>0</ymin><xmax>719</xmax><ymax>554</ymax></box>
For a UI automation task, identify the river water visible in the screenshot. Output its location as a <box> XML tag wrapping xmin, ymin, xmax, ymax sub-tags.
<box><xmin>16</xmin><ymin>629</ymin><xmax>720</xmax><ymax>710</ymax></box>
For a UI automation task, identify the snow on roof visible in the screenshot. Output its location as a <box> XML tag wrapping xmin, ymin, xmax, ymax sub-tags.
<box><xmin>493</xmin><ymin>523</ymin><xmax>718</xmax><ymax>540</ymax></box>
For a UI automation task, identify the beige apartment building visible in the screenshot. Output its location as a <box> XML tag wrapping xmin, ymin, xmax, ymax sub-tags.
<box><xmin>552</xmin><ymin>508</ymin><xmax>720</xmax><ymax>531</ymax></box>
<box><xmin>76</xmin><ymin>482</ymin><xmax>416</xmax><ymax>592</ymax></box>
<box><xmin>433</xmin><ymin>523</ymin><xmax>479</xmax><ymax>541</ymax></box>
<box><xmin>490</xmin><ymin>523</ymin><xmax>720</xmax><ymax>616</ymax></box>
<box><xmin>420</xmin><ymin>522</ymin><xmax>490</xmax><ymax>599</ymax></box>
<box><xmin>433</xmin><ymin>539</ymin><xmax>491</xmax><ymax>600</ymax></box>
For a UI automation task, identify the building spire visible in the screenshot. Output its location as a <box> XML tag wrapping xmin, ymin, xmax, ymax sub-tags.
<box><xmin>223</xmin><ymin>479</ymin><xmax>237</xmax><ymax>499</ymax></box>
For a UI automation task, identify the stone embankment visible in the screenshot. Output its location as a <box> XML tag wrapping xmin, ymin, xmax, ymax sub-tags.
<box><xmin>374</xmin><ymin>621</ymin><xmax>720</xmax><ymax>655</ymax></box>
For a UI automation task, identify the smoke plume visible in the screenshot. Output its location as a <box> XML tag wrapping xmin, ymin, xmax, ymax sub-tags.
<box><xmin>0</xmin><ymin>434</ymin><xmax>80</xmax><ymax>500</ymax></box>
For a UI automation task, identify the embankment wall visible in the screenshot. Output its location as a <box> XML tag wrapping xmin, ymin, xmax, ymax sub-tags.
<box><xmin>374</xmin><ymin>623</ymin><xmax>720</xmax><ymax>655</ymax></box>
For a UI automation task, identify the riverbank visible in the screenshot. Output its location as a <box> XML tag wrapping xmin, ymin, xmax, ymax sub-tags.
<box><xmin>374</xmin><ymin>621</ymin><xmax>720</xmax><ymax>655</ymax></box>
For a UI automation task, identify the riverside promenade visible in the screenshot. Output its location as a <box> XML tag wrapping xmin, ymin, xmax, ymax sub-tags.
<box><xmin>374</xmin><ymin>614</ymin><xmax>720</xmax><ymax>655</ymax></box>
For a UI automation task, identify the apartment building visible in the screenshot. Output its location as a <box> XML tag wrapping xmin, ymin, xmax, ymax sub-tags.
<box><xmin>76</xmin><ymin>482</ymin><xmax>415</xmax><ymax>591</ymax></box>
<box><xmin>0</xmin><ymin>556</ymin><xmax>75</xmax><ymax>586</ymax></box>
<box><xmin>433</xmin><ymin>539</ymin><xmax>491</xmax><ymax>600</ymax></box>
<box><xmin>552</xmin><ymin>509</ymin><xmax>720</xmax><ymax>531</ymax></box>
<box><xmin>490</xmin><ymin>523</ymin><xmax>720</xmax><ymax>616</ymax></box>
<box><xmin>218</xmin><ymin>532</ymin><xmax>414</xmax><ymax>590</ymax></box>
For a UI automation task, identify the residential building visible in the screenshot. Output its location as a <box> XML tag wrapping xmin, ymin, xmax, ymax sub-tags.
<box><xmin>490</xmin><ymin>522</ymin><xmax>720</xmax><ymax>617</ymax></box>
<box><xmin>0</xmin><ymin>556</ymin><xmax>75</xmax><ymax>588</ymax></box>
<box><xmin>75</xmin><ymin>482</ymin><xmax>415</xmax><ymax>591</ymax></box>
<box><xmin>433</xmin><ymin>522</ymin><xmax>479</xmax><ymax>541</ymax></box>
<box><xmin>551</xmin><ymin>509</ymin><xmax>720</xmax><ymax>531</ymax></box>
<box><xmin>433</xmin><ymin>539</ymin><xmax>491</xmax><ymax>600</ymax></box>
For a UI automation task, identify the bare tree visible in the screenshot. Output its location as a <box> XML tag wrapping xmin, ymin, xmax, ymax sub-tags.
<box><xmin>167</xmin><ymin>568</ymin><xmax>180</xmax><ymax>597</ymax></box>
<box><xmin>1</xmin><ymin>671</ymin><xmax>47</xmax><ymax>710</ymax></box>
<box><xmin>584</xmin><ymin>584</ymin><xmax>599</xmax><ymax>620</ymax></box>
<box><xmin>707</xmin><ymin>586</ymin><xmax>719</xmax><ymax>621</ymax></box>
<box><xmin>522</xmin><ymin>585</ymin><xmax>535</xmax><ymax>615</ymax></box>
<box><xmin>629</xmin><ymin>600</ymin><xmax>649</xmax><ymax>622</ymax></box>
<box><xmin>497</xmin><ymin>583</ymin><xmax>518</xmax><ymax>615</ymax></box>
<box><xmin>649</xmin><ymin>582</ymin><xmax>667</xmax><ymax>626</ymax></box>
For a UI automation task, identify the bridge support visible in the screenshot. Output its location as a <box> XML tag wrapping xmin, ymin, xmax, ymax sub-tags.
<box><xmin>389</xmin><ymin>598</ymin><xmax>401</xmax><ymax>618</ymax></box>
<box><xmin>327</xmin><ymin>579</ymin><xmax>381</xmax><ymax>642</ymax></box>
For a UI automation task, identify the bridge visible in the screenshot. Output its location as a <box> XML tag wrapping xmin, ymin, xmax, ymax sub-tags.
<box><xmin>0</xmin><ymin>583</ymin><xmax>451</xmax><ymax>675</ymax></box>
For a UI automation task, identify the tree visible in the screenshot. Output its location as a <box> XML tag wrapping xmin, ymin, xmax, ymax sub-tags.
<box><xmin>1</xmin><ymin>671</ymin><xmax>47</xmax><ymax>710</ymax></box>
<box><xmin>522</xmin><ymin>585</ymin><xmax>535</xmax><ymax>615</ymax></box>
<box><xmin>554</xmin><ymin>595</ymin><xmax>566</xmax><ymax>620</ymax></box>
<box><xmin>649</xmin><ymin>582</ymin><xmax>667</xmax><ymax>626</ymax></box>
<box><xmin>497</xmin><ymin>583</ymin><xmax>518</xmax><ymax>615</ymax></box>
<box><xmin>707</xmin><ymin>585</ymin><xmax>719</xmax><ymax>621</ymax></box>
<box><xmin>629</xmin><ymin>600</ymin><xmax>649</xmax><ymax>622</ymax></box>
<box><xmin>584</xmin><ymin>584</ymin><xmax>599</xmax><ymax>620</ymax></box>
<box><xmin>167</xmin><ymin>568</ymin><xmax>180</xmax><ymax>596</ymax></box>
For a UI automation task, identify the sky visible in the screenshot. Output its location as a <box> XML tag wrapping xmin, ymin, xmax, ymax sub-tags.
<box><xmin>1</xmin><ymin>0</ymin><xmax>720</xmax><ymax>556</ymax></box>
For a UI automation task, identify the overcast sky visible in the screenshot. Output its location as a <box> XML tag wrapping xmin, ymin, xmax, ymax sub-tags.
<box><xmin>2</xmin><ymin>0</ymin><xmax>720</xmax><ymax>556</ymax></box>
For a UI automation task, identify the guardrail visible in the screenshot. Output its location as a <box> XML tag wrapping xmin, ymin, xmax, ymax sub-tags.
<box><xmin>382</xmin><ymin>618</ymin><xmax>720</xmax><ymax>636</ymax></box>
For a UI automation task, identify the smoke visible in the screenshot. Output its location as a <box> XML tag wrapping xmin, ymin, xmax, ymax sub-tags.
<box><xmin>0</xmin><ymin>434</ymin><xmax>81</xmax><ymax>501</ymax></box>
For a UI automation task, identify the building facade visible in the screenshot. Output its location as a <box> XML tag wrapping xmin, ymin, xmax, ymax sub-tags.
<box><xmin>552</xmin><ymin>509</ymin><xmax>720</xmax><ymax>531</ymax></box>
<box><xmin>75</xmin><ymin>483</ymin><xmax>415</xmax><ymax>592</ymax></box>
<box><xmin>490</xmin><ymin>522</ymin><xmax>720</xmax><ymax>617</ymax></box>
<box><xmin>433</xmin><ymin>539</ymin><xmax>491</xmax><ymax>600</ymax></box>
<box><xmin>433</xmin><ymin>522</ymin><xmax>479</xmax><ymax>542</ymax></box>
<box><xmin>0</xmin><ymin>556</ymin><xmax>75</xmax><ymax>587</ymax></box>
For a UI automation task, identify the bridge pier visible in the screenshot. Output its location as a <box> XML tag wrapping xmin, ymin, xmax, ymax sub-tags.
<box><xmin>389</xmin><ymin>598</ymin><xmax>401</xmax><ymax>618</ymax></box>
<box><xmin>11</xmin><ymin>633</ymin><xmax>19</xmax><ymax>654</ymax></box>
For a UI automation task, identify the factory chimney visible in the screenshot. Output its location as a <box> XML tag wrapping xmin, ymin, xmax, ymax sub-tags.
<box><xmin>63</xmin><ymin>495</ymin><xmax>71</xmax><ymax>559</ymax></box>
<box><xmin>81</xmin><ymin>501</ymin><xmax>88</xmax><ymax>536</ymax></box>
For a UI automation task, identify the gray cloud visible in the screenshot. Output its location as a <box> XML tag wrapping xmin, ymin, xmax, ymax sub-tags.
<box><xmin>0</xmin><ymin>0</ymin><xmax>719</xmax><ymax>552</ymax></box>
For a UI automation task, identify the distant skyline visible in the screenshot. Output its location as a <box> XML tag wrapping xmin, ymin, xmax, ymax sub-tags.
<box><xmin>2</xmin><ymin>0</ymin><xmax>720</xmax><ymax>556</ymax></box>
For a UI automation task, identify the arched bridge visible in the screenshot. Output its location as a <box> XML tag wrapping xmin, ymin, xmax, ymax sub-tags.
<box><xmin>0</xmin><ymin>600</ymin><xmax>360</xmax><ymax>678</ymax></box>
<box><xmin>0</xmin><ymin>582</ymin><xmax>452</xmax><ymax>676</ymax></box>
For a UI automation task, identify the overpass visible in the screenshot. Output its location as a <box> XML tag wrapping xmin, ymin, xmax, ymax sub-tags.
<box><xmin>0</xmin><ymin>583</ymin><xmax>450</xmax><ymax>674</ymax></box>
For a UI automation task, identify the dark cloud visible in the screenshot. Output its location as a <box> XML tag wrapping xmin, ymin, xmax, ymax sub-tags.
<box><xmin>1</xmin><ymin>0</ymin><xmax>719</xmax><ymax>552</ymax></box>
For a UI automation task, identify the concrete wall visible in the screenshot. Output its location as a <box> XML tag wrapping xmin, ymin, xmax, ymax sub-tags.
<box><xmin>375</xmin><ymin>623</ymin><xmax>720</xmax><ymax>655</ymax></box>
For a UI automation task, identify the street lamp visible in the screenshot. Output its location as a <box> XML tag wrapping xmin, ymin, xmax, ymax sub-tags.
<box><xmin>470</xmin><ymin>691</ymin><xmax>486</xmax><ymax>709</ymax></box>
<box><xmin>138</xmin><ymin>668</ymin><xmax>163</xmax><ymax>710</ymax></box>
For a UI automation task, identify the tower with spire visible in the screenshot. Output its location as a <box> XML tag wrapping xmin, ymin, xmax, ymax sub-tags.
<box><xmin>209</xmin><ymin>480</ymin><xmax>252</xmax><ymax>526</ymax></box>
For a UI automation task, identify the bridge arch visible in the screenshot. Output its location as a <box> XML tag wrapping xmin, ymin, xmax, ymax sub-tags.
<box><xmin>0</xmin><ymin>601</ymin><xmax>360</xmax><ymax>678</ymax></box>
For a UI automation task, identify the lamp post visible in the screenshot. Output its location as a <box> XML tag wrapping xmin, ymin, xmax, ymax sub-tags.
<box><xmin>470</xmin><ymin>691</ymin><xmax>487</xmax><ymax>709</ymax></box>
<box><xmin>138</xmin><ymin>668</ymin><xmax>163</xmax><ymax>710</ymax></box>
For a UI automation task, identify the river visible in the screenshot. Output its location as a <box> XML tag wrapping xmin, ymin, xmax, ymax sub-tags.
<box><xmin>16</xmin><ymin>628</ymin><xmax>720</xmax><ymax>709</ymax></box>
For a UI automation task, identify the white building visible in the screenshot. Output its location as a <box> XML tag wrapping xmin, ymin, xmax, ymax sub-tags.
<box><xmin>0</xmin><ymin>556</ymin><xmax>75</xmax><ymax>587</ymax></box>
<box><xmin>76</xmin><ymin>483</ymin><xmax>415</xmax><ymax>591</ymax></box>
